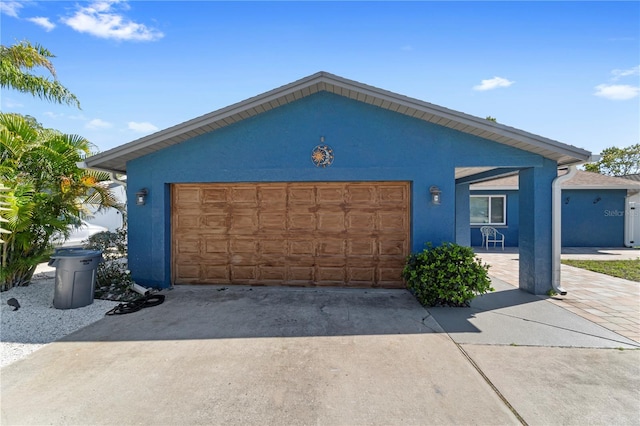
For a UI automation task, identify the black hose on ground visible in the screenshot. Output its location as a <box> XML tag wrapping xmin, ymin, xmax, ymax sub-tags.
<box><xmin>105</xmin><ymin>294</ymin><xmax>165</xmax><ymax>316</ymax></box>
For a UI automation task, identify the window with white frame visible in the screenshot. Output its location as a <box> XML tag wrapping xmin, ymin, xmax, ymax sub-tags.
<box><xmin>470</xmin><ymin>195</ymin><xmax>506</xmax><ymax>225</ymax></box>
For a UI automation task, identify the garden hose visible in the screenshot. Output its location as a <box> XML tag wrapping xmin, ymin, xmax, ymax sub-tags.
<box><xmin>105</xmin><ymin>294</ymin><xmax>165</xmax><ymax>315</ymax></box>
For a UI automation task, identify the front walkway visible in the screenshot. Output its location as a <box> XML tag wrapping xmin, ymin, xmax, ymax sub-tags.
<box><xmin>475</xmin><ymin>247</ymin><xmax>640</xmax><ymax>343</ymax></box>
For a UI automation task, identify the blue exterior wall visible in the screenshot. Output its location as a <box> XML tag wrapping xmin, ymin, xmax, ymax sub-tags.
<box><xmin>561</xmin><ymin>189</ymin><xmax>627</xmax><ymax>247</ymax></box>
<box><xmin>469</xmin><ymin>190</ymin><xmax>519</xmax><ymax>247</ymax></box>
<box><xmin>455</xmin><ymin>183</ymin><xmax>471</xmax><ymax>246</ymax></box>
<box><xmin>126</xmin><ymin>92</ymin><xmax>552</xmax><ymax>288</ymax></box>
<box><xmin>518</xmin><ymin>162</ymin><xmax>557</xmax><ymax>294</ymax></box>
<box><xmin>469</xmin><ymin>188</ymin><xmax>627</xmax><ymax>247</ymax></box>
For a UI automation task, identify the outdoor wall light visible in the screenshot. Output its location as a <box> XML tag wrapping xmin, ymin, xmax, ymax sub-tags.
<box><xmin>136</xmin><ymin>188</ymin><xmax>148</xmax><ymax>206</ymax></box>
<box><xmin>429</xmin><ymin>186</ymin><xmax>441</xmax><ymax>205</ymax></box>
<box><xmin>564</xmin><ymin>197</ymin><xmax>570</xmax><ymax>205</ymax></box>
<box><xmin>593</xmin><ymin>196</ymin><xmax>601</xmax><ymax>204</ymax></box>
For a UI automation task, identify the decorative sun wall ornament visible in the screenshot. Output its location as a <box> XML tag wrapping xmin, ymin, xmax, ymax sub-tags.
<box><xmin>311</xmin><ymin>144</ymin><xmax>334</xmax><ymax>168</ymax></box>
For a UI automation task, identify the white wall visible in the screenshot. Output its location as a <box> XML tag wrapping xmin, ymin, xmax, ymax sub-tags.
<box><xmin>625</xmin><ymin>192</ymin><xmax>640</xmax><ymax>247</ymax></box>
<box><xmin>87</xmin><ymin>184</ymin><xmax>126</xmax><ymax>232</ymax></box>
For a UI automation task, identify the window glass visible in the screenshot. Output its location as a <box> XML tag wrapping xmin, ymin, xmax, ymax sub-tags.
<box><xmin>470</xmin><ymin>195</ymin><xmax>506</xmax><ymax>225</ymax></box>
<box><xmin>490</xmin><ymin>197</ymin><xmax>505</xmax><ymax>224</ymax></box>
<box><xmin>470</xmin><ymin>197</ymin><xmax>489</xmax><ymax>224</ymax></box>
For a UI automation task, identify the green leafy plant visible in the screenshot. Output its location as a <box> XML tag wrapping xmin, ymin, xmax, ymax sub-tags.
<box><xmin>0</xmin><ymin>113</ymin><xmax>120</xmax><ymax>290</ymax></box>
<box><xmin>84</xmin><ymin>225</ymin><xmax>138</xmax><ymax>301</ymax></box>
<box><xmin>402</xmin><ymin>242</ymin><xmax>494</xmax><ymax>307</ymax></box>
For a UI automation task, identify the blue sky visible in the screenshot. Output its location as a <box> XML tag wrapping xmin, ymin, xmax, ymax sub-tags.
<box><xmin>1</xmin><ymin>1</ymin><xmax>638</xmax><ymax>156</ymax></box>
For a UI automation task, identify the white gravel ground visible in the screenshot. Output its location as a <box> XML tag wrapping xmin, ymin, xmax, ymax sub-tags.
<box><xmin>1</xmin><ymin>264</ymin><xmax>119</xmax><ymax>368</ymax></box>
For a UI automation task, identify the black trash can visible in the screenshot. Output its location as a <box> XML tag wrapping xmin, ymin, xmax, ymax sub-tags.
<box><xmin>48</xmin><ymin>248</ymin><xmax>103</xmax><ymax>309</ymax></box>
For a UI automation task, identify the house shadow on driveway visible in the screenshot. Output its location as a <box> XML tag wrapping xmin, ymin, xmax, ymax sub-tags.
<box><xmin>428</xmin><ymin>279</ymin><xmax>640</xmax><ymax>348</ymax></box>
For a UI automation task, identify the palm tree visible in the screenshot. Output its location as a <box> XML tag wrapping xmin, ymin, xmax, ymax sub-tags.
<box><xmin>0</xmin><ymin>113</ymin><xmax>119</xmax><ymax>289</ymax></box>
<box><xmin>0</xmin><ymin>40</ymin><xmax>80</xmax><ymax>108</ymax></box>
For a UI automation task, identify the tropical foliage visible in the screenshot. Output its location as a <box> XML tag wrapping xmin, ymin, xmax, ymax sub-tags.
<box><xmin>584</xmin><ymin>144</ymin><xmax>640</xmax><ymax>176</ymax></box>
<box><xmin>1</xmin><ymin>39</ymin><xmax>118</xmax><ymax>290</ymax></box>
<box><xmin>0</xmin><ymin>113</ymin><xmax>120</xmax><ymax>289</ymax></box>
<box><xmin>0</xmin><ymin>40</ymin><xmax>80</xmax><ymax>108</ymax></box>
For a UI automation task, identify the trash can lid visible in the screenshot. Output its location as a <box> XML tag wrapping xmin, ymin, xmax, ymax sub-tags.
<box><xmin>50</xmin><ymin>249</ymin><xmax>103</xmax><ymax>258</ymax></box>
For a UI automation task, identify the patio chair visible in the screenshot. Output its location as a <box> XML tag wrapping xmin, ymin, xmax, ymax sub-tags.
<box><xmin>480</xmin><ymin>226</ymin><xmax>505</xmax><ymax>250</ymax></box>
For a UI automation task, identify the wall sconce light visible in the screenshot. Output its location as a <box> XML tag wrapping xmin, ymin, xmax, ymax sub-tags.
<box><xmin>564</xmin><ymin>197</ymin><xmax>570</xmax><ymax>205</ymax></box>
<box><xmin>593</xmin><ymin>196</ymin><xmax>601</xmax><ymax>204</ymax></box>
<box><xmin>429</xmin><ymin>185</ymin><xmax>441</xmax><ymax>205</ymax></box>
<box><xmin>136</xmin><ymin>188</ymin><xmax>148</xmax><ymax>206</ymax></box>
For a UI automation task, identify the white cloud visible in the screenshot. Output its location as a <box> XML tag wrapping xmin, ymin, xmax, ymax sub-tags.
<box><xmin>611</xmin><ymin>65</ymin><xmax>640</xmax><ymax>81</ymax></box>
<box><xmin>128</xmin><ymin>121</ymin><xmax>158</xmax><ymax>133</ymax></box>
<box><xmin>473</xmin><ymin>76</ymin><xmax>514</xmax><ymax>91</ymax></box>
<box><xmin>3</xmin><ymin>98</ymin><xmax>24</xmax><ymax>108</ymax></box>
<box><xmin>593</xmin><ymin>84</ymin><xmax>639</xmax><ymax>100</ymax></box>
<box><xmin>86</xmin><ymin>118</ymin><xmax>113</xmax><ymax>129</ymax></box>
<box><xmin>27</xmin><ymin>16</ymin><xmax>56</xmax><ymax>31</ymax></box>
<box><xmin>401</xmin><ymin>45</ymin><xmax>414</xmax><ymax>51</ymax></box>
<box><xmin>61</xmin><ymin>0</ymin><xmax>164</xmax><ymax>41</ymax></box>
<box><xmin>44</xmin><ymin>111</ymin><xmax>64</xmax><ymax>118</ymax></box>
<box><xmin>0</xmin><ymin>1</ymin><xmax>23</xmax><ymax>17</ymax></box>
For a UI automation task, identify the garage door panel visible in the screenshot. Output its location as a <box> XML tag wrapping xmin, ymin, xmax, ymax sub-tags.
<box><xmin>379</xmin><ymin>240</ymin><xmax>408</xmax><ymax>256</ymax></box>
<box><xmin>202</xmin><ymin>188</ymin><xmax>228</xmax><ymax>204</ymax></box>
<box><xmin>288</xmin><ymin>187</ymin><xmax>315</xmax><ymax>205</ymax></box>
<box><xmin>347</xmin><ymin>267</ymin><xmax>376</xmax><ymax>283</ymax></box>
<box><xmin>231</xmin><ymin>265</ymin><xmax>257</xmax><ymax>281</ymax></box>
<box><xmin>346</xmin><ymin>212</ymin><xmax>376</xmax><ymax>231</ymax></box>
<box><xmin>259</xmin><ymin>265</ymin><xmax>286</xmax><ymax>281</ymax></box>
<box><xmin>259</xmin><ymin>186</ymin><xmax>287</xmax><ymax>207</ymax></box>
<box><xmin>229</xmin><ymin>211</ymin><xmax>258</xmax><ymax>233</ymax></box>
<box><xmin>379</xmin><ymin>185</ymin><xmax>408</xmax><ymax>204</ymax></box>
<box><xmin>172</xmin><ymin>182</ymin><xmax>409</xmax><ymax>287</ymax></box>
<box><xmin>203</xmin><ymin>214</ymin><xmax>228</xmax><ymax>231</ymax></box>
<box><xmin>317</xmin><ymin>187</ymin><xmax>344</xmax><ymax>203</ymax></box>
<box><xmin>202</xmin><ymin>265</ymin><xmax>230</xmax><ymax>282</ymax></box>
<box><xmin>316</xmin><ymin>267</ymin><xmax>346</xmax><ymax>284</ymax></box>
<box><xmin>317</xmin><ymin>212</ymin><xmax>345</xmax><ymax>231</ymax></box>
<box><xmin>204</xmin><ymin>238</ymin><xmax>228</xmax><ymax>253</ymax></box>
<box><xmin>259</xmin><ymin>211</ymin><xmax>287</xmax><ymax>230</ymax></box>
<box><xmin>230</xmin><ymin>187</ymin><xmax>258</xmax><ymax>205</ymax></box>
<box><xmin>230</xmin><ymin>238</ymin><xmax>258</xmax><ymax>253</ymax></box>
<box><xmin>175</xmin><ymin>239</ymin><xmax>200</xmax><ymax>254</ymax></box>
<box><xmin>346</xmin><ymin>185</ymin><xmax>376</xmax><ymax>204</ymax></box>
<box><xmin>289</xmin><ymin>240</ymin><xmax>314</xmax><ymax>255</ymax></box>
<box><xmin>174</xmin><ymin>264</ymin><xmax>201</xmax><ymax>282</ymax></box>
<box><xmin>347</xmin><ymin>239</ymin><xmax>375</xmax><ymax>256</ymax></box>
<box><xmin>289</xmin><ymin>213</ymin><xmax>316</xmax><ymax>230</ymax></box>
<box><xmin>379</xmin><ymin>211</ymin><xmax>407</xmax><ymax>231</ymax></box>
<box><xmin>174</xmin><ymin>214</ymin><xmax>200</xmax><ymax>229</ymax></box>
<box><xmin>317</xmin><ymin>239</ymin><xmax>345</xmax><ymax>256</ymax></box>
<box><xmin>175</xmin><ymin>187</ymin><xmax>201</xmax><ymax>204</ymax></box>
<box><xmin>288</xmin><ymin>265</ymin><xmax>314</xmax><ymax>282</ymax></box>
<box><xmin>260</xmin><ymin>239</ymin><xmax>285</xmax><ymax>253</ymax></box>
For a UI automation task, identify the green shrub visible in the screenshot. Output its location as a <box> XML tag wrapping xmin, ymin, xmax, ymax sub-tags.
<box><xmin>402</xmin><ymin>242</ymin><xmax>493</xmax><ymax>307</ymax></box>
<box><xmin>84</xmin><ymin>227</ymin><xmax>138</xmax><ymax>301</ymax></box>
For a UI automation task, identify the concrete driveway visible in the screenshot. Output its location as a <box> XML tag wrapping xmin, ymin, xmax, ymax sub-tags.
<box><xmin>1</xmin><ymin>286</ymin><xmax>518</xmax><ymax>425</ymax></box>
<box><xmin>2</xmin><ymin>283</ymin><xmax>639</xmax><ymax>425</ymax></box>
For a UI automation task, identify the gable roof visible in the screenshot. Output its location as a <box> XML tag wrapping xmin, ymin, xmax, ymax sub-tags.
<box><xmin>470</xmin><ymin>170</ymin><xmax>640</xmax><ymax>191</ymax></box>
<box><xmin>85</xmin><ymin>71</ymin><xmax>591</xmax><ymax>174</ymax></box>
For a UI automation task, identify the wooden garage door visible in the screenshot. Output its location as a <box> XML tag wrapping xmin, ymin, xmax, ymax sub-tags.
<box><xmin>172</xmin><ymin>182</ymin><xmax>410</xmax><ymax>288</ymax></box>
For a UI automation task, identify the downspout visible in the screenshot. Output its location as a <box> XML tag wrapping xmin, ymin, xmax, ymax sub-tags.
<box><xmin>551</xmin><ymin>165</ymin><xmax>577</xmax><ymax>295</ymax></box>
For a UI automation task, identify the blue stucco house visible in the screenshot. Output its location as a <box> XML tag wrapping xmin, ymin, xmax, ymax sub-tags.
<box><xmin>470</xmin><ymin>170</ymin><xmax>640</xmax><ymax>248</ymax></box>
<box><xmin>85</xmin><ymin>72</ymin><xmax>591</xmax><ymax>295</ymax></box>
